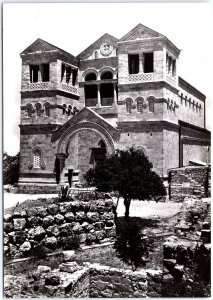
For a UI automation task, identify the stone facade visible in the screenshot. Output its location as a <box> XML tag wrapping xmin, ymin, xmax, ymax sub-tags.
<box><xmin>18</xmin><ymin>23</ymin><xmax>210</xmax><ymax>193</ymax></box>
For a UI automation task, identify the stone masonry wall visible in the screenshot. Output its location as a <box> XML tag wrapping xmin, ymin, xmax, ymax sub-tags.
<box><xmin>4</xmin><ymin>198</ymin><xmax>116</xmax><ymax>258</ymax></box>
<box><xmin>168</xmin><ymin>165</ymin><xmax>210</xmax><ymax>201</ymax></box>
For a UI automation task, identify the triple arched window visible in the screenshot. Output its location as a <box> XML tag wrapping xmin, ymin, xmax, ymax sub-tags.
<box><xmin>25</xmin><ymin>102</ymin><xmax>51</xmax><ymax>118</ymax></box>
<box><xmin>125</xmin><ymin>97</ymin><xmax>155</xmax><ymax>114</ymax></box>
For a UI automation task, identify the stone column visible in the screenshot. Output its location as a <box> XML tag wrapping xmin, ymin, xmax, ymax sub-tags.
<box><xmin>97</xmin><ymin>84</ymin><xmax>101</xmax><ymax>107</ymax></box>
<box><xmin>113</xmin><ymin>82</ymin><xmax>118</xmax><ymax>106</ymax></box>
<box><xmin>56</xmin><ymin>153</ymin><xmax>67</xmax><ymax>184</ymax></box>
<box><xmin>139</xmin><ymin>53</ymin><xmax>144</xmax><ymax>73</ymax></box>
<box><xmin>38</xmin><ymin>65</ymin><xmax>42</xmax><ymax>82</ymax></box>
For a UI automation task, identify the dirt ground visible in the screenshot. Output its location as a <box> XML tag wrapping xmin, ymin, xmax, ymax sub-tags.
<box><xmin>4</xmin><ymin>192</ymin><xmax>182</xmax><ymax>219</ymax></box>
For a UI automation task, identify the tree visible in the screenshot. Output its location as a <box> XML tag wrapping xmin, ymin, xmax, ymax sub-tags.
<box><xmin>85</xmin><ymin>147</ymin><xmax>166</xmax><ymax>221</ymax></box>
<box><xmin>3</xmin><ymin>152</ymin><xmax>20</xmax><ymax>185</ymax></box>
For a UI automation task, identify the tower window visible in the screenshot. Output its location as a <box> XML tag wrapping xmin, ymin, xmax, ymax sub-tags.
<box><xmin>44</xmin><ymin>103</ymin><xmax>50</xmax><ymax>117</ymax></box>
<box><xmin>35</xmin><ymin>103</ymin><xmax>43</xmax><ymax>117</ymax></box>
<box><xmin>148</xmin><ymin>98</ymin><xmax>154</xmax><ymax>113</ymax></box>
<box><xmin>85</xmin><ymin>73</ymin><xmax>97</xmax><ymax>81</ymax></box>
<box><xmin>30</xmin><ymin>65</ymin><xmax>39</xmax><ymax>83</ymax></box>
<box><xmin>144</xmin><ymin>52</ymin><xmax>154</xmax><ymax>73</ymax></box>
<box><xmin>26</xmin><ymin>104</ymin><xmax>34</xmax><ymax>118</ymax></box>
<box><xmin>41</xmin><ymin>64</ymin><xmax>49</xmax><ymax>82</ymax></box>
<box><xmin>101</xmin><ymin>71</ymin><xmax>113</xmax><ymax>80</ymax></box>
<box><xmin>136</xmin><ymin>98</ymin><xmax>143</xmax><ymax>113</ymax></box>
<box><xmin>126</xmin><ymin>99</ymin><xmax>132</xmax><ymax>114</ymax></box>
<box><xmin>128</xmin><ymin>54</ymin><xmax>139</xmax><ymax>74</ymax></box>
<box><xmin>85</xmin><ymin>85</ymin><xmax>97</xmax><ymax>107</ymax></box>
<box><xmin>33</xmin><ymin>149</ymin><xmax>41</xmax><ymax>168</ymax></box>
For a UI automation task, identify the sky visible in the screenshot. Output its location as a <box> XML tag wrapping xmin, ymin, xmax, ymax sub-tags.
<box><xmin>3</xmin><ymin>2</ymin><xmax>213</xmax><ymax>155</ymax></box>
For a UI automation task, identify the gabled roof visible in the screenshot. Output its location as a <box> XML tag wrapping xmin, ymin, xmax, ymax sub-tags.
<box><xmin>119</xmin><ymin>23</ymin><xmax>165</xmax><ymax>42</ymax></box>
<box><xmin>20</xmin><ymin>38</ymin><xmax>77</xmax><ymax>63</ymax></box>
<box><xmin>77</xmin><ymin>33</ymin><xmax>118</xmax><ymax>60</ymax></box>
<box><xmin>51</xmin><ymin>107</ymin><xmax>120</xmax><ymax>143</ymax></box>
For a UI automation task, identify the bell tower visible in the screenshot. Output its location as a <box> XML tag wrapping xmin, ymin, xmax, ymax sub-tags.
<box><xmin>18</xmin><ymin>38</ymin><xmax>80</xmax><ymax>193</ymax></box>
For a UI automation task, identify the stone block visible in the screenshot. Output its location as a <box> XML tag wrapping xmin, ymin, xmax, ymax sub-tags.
<box><xmin>37</xmin><ymin>207</ymin><xmax>47</xmax><ymax>217</ymax></box>
<box><xmin>37</xmin><ymin>265</ymin><xmax>51</xmax><ymax>274</ymax></box>
<box><xmin>46</xmin><ymin>225</ymin><xmax>60</xmax><ymax>237</ymax></box>
<box><xmin>13</xmin><ymin>218</ymin><xmax>26</xmax><ymax>230</ymax></box>
<box><xmin>47</xmin><ymin>204</ymin><xmax>59</xmax><ymax>215</ymax></box>
<box><xmin>45</xmin><ymin>237</ymin><xmax>57</xmax><ymax>248</ymax></box>
<box><xmin>19</xmin><ymin>241</ymin><xmax>31</xmax><ymax>253</ymax></box>
<box><xmin>75</xmin><ymin>211</ymin><xmax>86</xmax><ymax>222</ymax></box>
<box><xmin>55</xmin><ymin>213</ymin><xmax>64</xmax><ymax>224</ymax></box>
<box><xmin>64</xmin><ymin>212</ymin><xmax>75</xmax><ymax>222</ymax></box>
<box><xmin>43</xmin><ymin>215</ymin><xmax>55</xmax><ymax>227</ymax></box>
<box><xmin>28</xmin><ymin>216</ymin><xmax>39</xmax><ymax>226</ymax></box>
<box><xmin>86</xmin><ymin>212</ymin><xmax>100</xmax><ymax>223</ymax></box>
<box><xmin>62</xmin><ymin>250</ymin><xmax>75</xmax><ymax>262</ymax></box>
<box><xmin>28</xmin><ymin>226</ymin><xmax>46</xmax><ymax>240</ymax></box>
<box><xmin>59</xmin><ymin>223</ymin><xmax>73</xmax><ymax>236</ymax></box>
<box><xmin>59</xmin><ymin>262</ymin><xmax>79</xmax><ymax>273</ymax></box>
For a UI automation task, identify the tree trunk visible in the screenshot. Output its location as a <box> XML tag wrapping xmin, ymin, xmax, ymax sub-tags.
<box><xmin>124</xmin><ymin>198</ymin><xmax>131</xmax><ymax>222</ymax></box>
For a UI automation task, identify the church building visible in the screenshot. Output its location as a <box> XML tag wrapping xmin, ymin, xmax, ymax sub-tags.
<box><xmin>18</xmin><ymin>23</ymin><xmax>211</xmax><ymax>193</ymax></box>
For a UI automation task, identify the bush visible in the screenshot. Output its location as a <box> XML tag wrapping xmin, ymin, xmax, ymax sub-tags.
<box><xmin>3</xmin><ymin>152</ymin><xmax>20</xmax><ymax>185</ymax></box>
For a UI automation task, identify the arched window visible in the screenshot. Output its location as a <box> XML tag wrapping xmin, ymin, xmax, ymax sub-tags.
<box><xmin>33</xmin><ymin>149</ymin><xmax>41</xmax><ymax>169</ymax></box>
<box><xmin>62</xmin><ymin>104</ymin><xmax>67</xmax><ymax>116</ymax></box>
<box><xmin>67</xmin><ymin>105</ymin><xmax>72</xmax><ymax>116</ymax></box>
<box><xmin>126</xmin><ymin>98</ymin><xmax>132</xmax><ymax>114</ymax></box>
<box><xmin>148</xmin><ymin>98</ymin><xmax>154</xmax><ymax>113</ymax></box>
<box><xmin>94</xmin><ymin>51</ymin><xmax>99</xmax><ymax>59</ymax></box>
<box><xmin>44</xmin><ymin>103</ymin><xmax>50</xmax><ymax>117</ymax></box>
<box><xmin>98</xmin><ymin>140</ymin><xmax>106</xmax><ymax>148</ymax></box>
<box><xmin>100</xmin><ymin>71</ymin><xmax>113</xmax><ymax>80</ymax></box>
<box><xmin>35</xmin><ymin>103</ymin><xmax>43</xmax><ymax>117</ymax></box>
<box><xmin>26</xmin><ymin>104</ymin><xmax>34</xmax><ymax>118</ymax></box>
<box><xmin>136</xmin><ymin>98</ymin><xmax>143</xmax><ymax>113</ymax></box>
<box><xmin>85</xmin><ymin>73</ymin><xmax>97</xmax><ymax>81</ymax></box>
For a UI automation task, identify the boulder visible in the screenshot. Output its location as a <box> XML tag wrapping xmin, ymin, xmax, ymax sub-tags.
<box><xmin>86</xmin><ymin>232</ymin><xmax>96</xmax><ymax>243</ymax></box>
<box><xmin>82</xmin><ymin>222</ymin><xmax>89</xmax><ymax>231</ymax></box>
<box><xmin>13</xmin><ymin>210</ymin><xmax>27</xmax><ymax>218</ymax></box>
<box><xmin>62</xmin><ymin>250</ymin><xmax>75</xmax><ymax>262</ymax></box>
<box><xmin>79</xmin><ymin>233</ymin><xmax>87</xmax><ymax>244</ymax></box>
<box><xmin>96</xmin><ymin>230</ymin><xmax>105</xmax><ymax>241</ymax></box>
<box><xmin>28</xmin><ymin>226</ymin><xmax>46</xmax><ymax>240</ymax></box>
<box><xmin>163</xmin><ymin>259</ymin><xmax>176</xmax><ymax>271</ymax></box>
<box><xmin>37</xmin><ymin>265</ymin><xmax>51</xmax><ymax>274</ymax></box>
<box><xmin>4</xmin><ymin>245</ymin><xmax>9</xmax><ymax>254</ymax></box>
<box><xmin>96</xmin><ymin>200</ymin><xmax>105</xmax><ymax>213</ymax></box>
<box><xmin>4</xmin><ymin>214</ymin><xmax>12</xmax><ymax>222</ymax></box>
<box><xmin>59</xmin><ymin>223</ymin><xmax>72</xmax><ymax>236</ymax></box>
<box><xmin>13</xmin><ymin>218</ymin><xmax>26</xmax><ymax>230</ymax></box>
<box><xmin>72</xmin><ymin>223</ymin><xmax>83</xmax><ymax>233</ymax></box>
<box><xmin>102</xmin><ymin>212</ymin><xmax>114</xmax><ymax>221</ymax></box>
<box><xmin>55</xmin><ymin>213</ymin><xmax>64</xmax><ymax>224</ymax></box>
<box><xmin>59</xmin><ymin>262</ymin><xmax>79</xmax><ymax>273</ymax></box>
<box><xmin>28</xmin><ymin>216</ymin><xmax>39</xmax><ymax>227</ymax></box>
<box><xmin>47</xmin><ymin>204</ymin><xmax>59</xmax><ymax>215</ymax></box>
<box><xmin>9</xmin><ymin>230</ymin><xmax>27</xmax><ymax>244</ymax></box>
<box><xmin>59</xmin><ymin>202</ymin><xmax>72</xmax><ymax>214</ymax></box>
<box><xmin>43</xmin><ymin>215</ymin><xmax>55</xmax><ymax>227</ymax></box>
<box><xmin>70</xmin><ymin>201</ymin><xmax>80</xmax><ymax>211</ymax></box>
<box><xmin>105</xmin><ymin>220</ymin><xmax>114</xmax><ymax>227</ymax></box>
<box><xmin>4</xmin><ymin>221</ymin><xmax>13</xmax><ymax>233</ymax></box>
<box><xmin>37</xmin><ymin>207</ymin><xmax>48</xmax><ymax>217</ymax></box>
<box><xmin>27</xmin><ymin>208</ymin><xmax>37</xmax><ymax>217</ymax></box>
<box><xmin>64</xmin><ymin>212</ymin><xmax>75</xmax><ymax>222</ymax></box>
<box><xmin>46</xmin><ymin>225</ymin><xmax>60</xmax><ymax>237</ymax></box>
<box><xmin>75</xmin><ymin>211</ymin><xmax>86</xmax><ymax>222</ymax></box>
<box><xmin>19</xmin><ymin>241</ymin><xmax>31</xmax><ymax>253</ymax></box>
<box><xmin>87</xmin><ymin>224</ymin><xmax>95</xmax><ymax>232</ymax></box>
<box><xmin>9</xmin><ymin>243</ymin><xmax>18</xmax><ymax>256</ymax></box>
<box><xmin>4</xmin><ymin>235</ymin><xmax>9</xmax><ymax>245</ymax></box>
<box><xmin>44</xmin><ymin>237</ymin><xmax>57</xmax><ymax>249</ymax></box>
<box><xmin>105</xmin><ymin>199</ymin><xmax>113</xmax><ymax>208</ymax></box>
<box><xmin>87</xmin><ymin>212</ymin><xmax>100</xmax><ymax>223</ymax></box>
<box><xmin>105</xmin><ymin>226</ymin><xmax>116</xmax><ymax>238</ymax></box>
<box><xmin>94</xmin><ymin>221</ymin><xmax>104</xmax><ymax>230</ymax></box>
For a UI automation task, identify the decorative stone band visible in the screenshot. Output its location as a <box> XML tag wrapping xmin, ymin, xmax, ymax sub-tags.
<box><xmin>58</xmin><ymin>83</ymin><xmax>78</xmax><ymax>95</ymax></box>
<box><xmin>28</xmin><ymin>82</ymin><xmax>52</xmax><ymax>90</ymax></box>
<box><xmin>128</xmin><ymin>72</ymin><xmax>154</xmax><ymax>83</ymax></box>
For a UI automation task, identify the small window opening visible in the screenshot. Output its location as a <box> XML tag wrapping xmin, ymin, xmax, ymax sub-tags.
<box><xmin>137</xmin><ymin>98</ymin><xmax>143</xmax><ymax>113</ymax></box>
<box><xmin>144</xmin><ymin>52</ymin><xmax>154</xmax><ymax>73</ymax></box>
<box><xmin>128</xmin><ymin>54</ymin><xmax>139</xmax><ymax>74</ymax></box>
<box><xmin>30</xmin><ymin>65</ymin><xmax>39</xmax><ymax>83</ymax></box>
<box><xmin>26</xmin><ymin>104</ymin><xmax>33</xmax><ymax>118</ymax></box>
<box><xmin>85</xmin><ymin>73</ymin><xmax>97</xmax><ymax>81</ymax></box>
<box><xmin>41</xmin><ymin>64</ymin><xmax>49</xmax><ymax>82</ymax></box>
<box><xmin>126</xmin><ymin>99</ymin><xmax>132</xmax><ymax>114</ymax></box>
<box><xmin>67</xmin><ymin>105</ymin><xmax>72</xmax><ymax>116</ymax></box>
<box><xmin>94</xmin><ymin>51</ymin><xmax>99</xmax><ymax>59</ymax></box>
<box><xmin>62</xmin><ymin>104</ymin><xmax>67</xmax><ymax>115</ymax></box>
<box><xmin>98</xmin><ymin>140</ymin><xmax>106</xmax><ymax>148</ymax></box>
<box><xmin>101</xmin><ymin>71</ymin><xmax>113</xmax><ymax>80</ymax></box>
<box><xmin>44</xmin><ymin>103</ymin><xmax>50</xmax><ymax>117</ymax></box>
<box><xmin>33</xmin><ymin>149</ymin><xmax>41</xmax><ymax>169</ymax></box>
<box><xmin>148</xmin><ymin>98</ymin><xmax>154</xmax><ymax>113</ymax></box>
<box><xmin>35</xmin><ymin>103</ymin><xmax>43</xmax><ymax>117</ymax></box>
